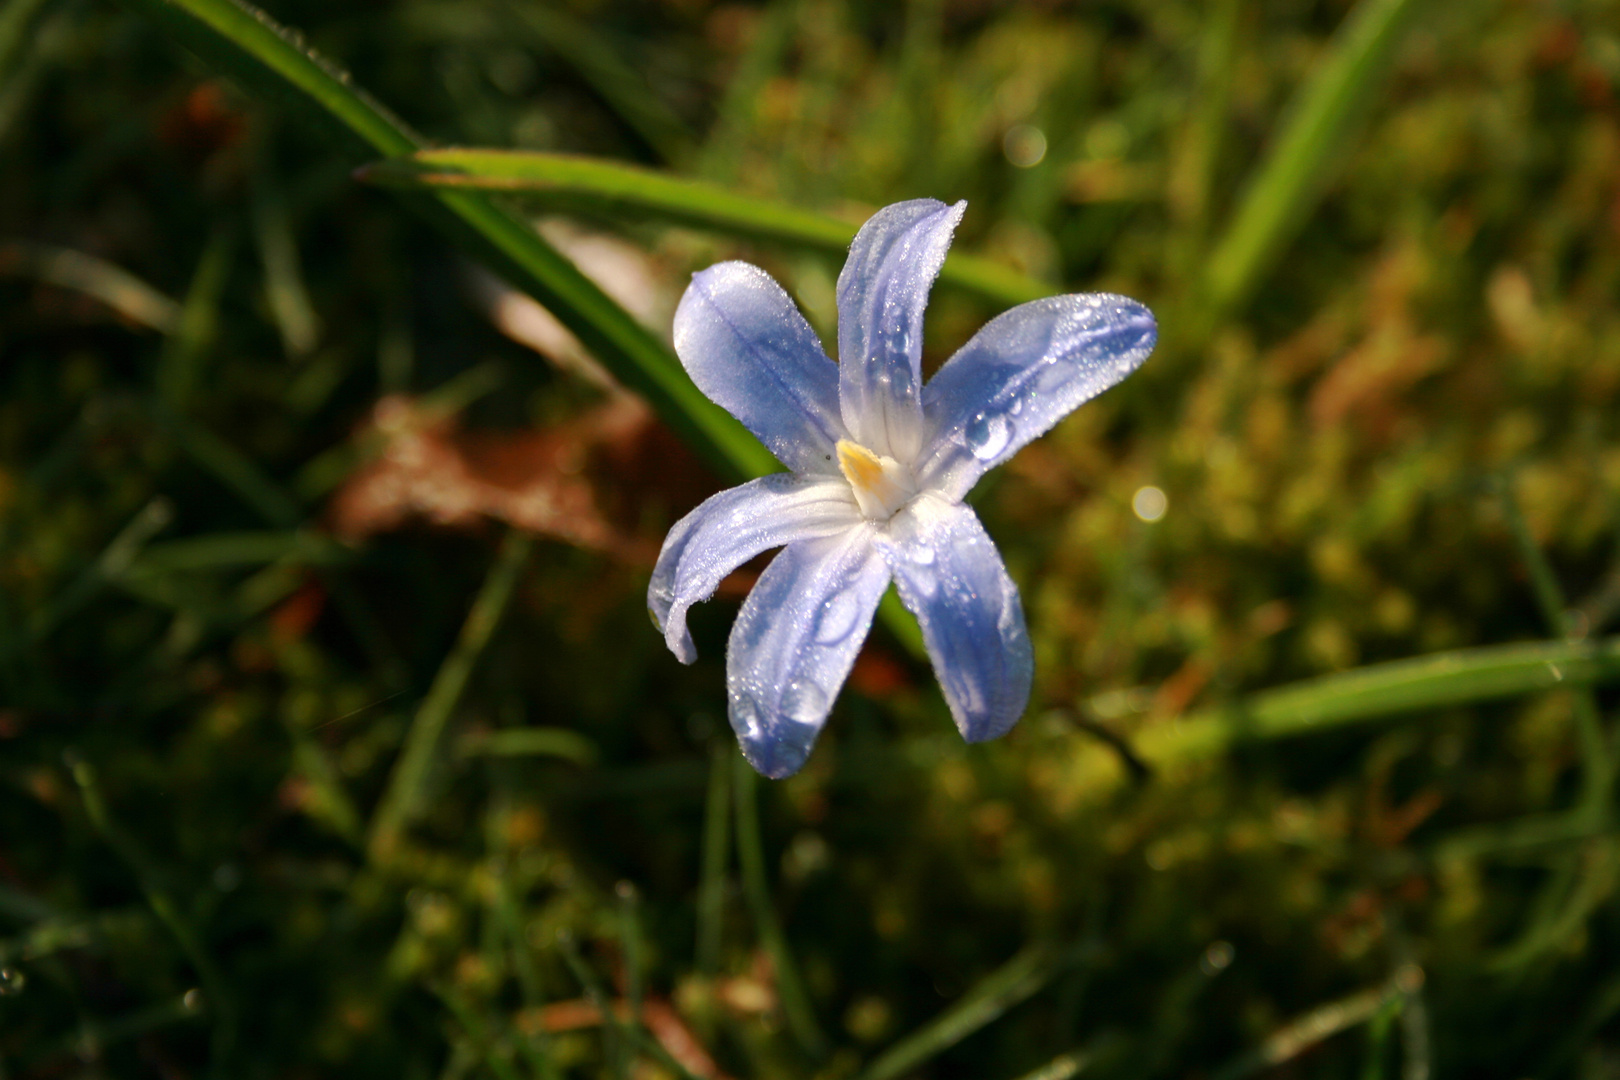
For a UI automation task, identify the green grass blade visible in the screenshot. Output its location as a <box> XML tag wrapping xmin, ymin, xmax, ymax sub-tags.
<box><xmin>0</xmin><ymin>240</ymin><xmax>181</xmax><ymax>332</ymax></box>
<box><xmin>732</xmin><ymin>752</ymin><xmax>827</xmax><ymax>1059</ymax></box>
<box><xmin>252</xmin><ymin>161</ymin><xmax>321</xmax><ymax>358</ymax></box>
<box><xmin>1202</xmin><ymin>0</ymin><xmax>1426</xmax><ymax>317</ymax></box>
<box><xmin>358</xmin><ymin>150</ymin><xmax>1051</xmax><ymax>308</ymax></box>
<box><xmin>122</xmin><ymin>0</ymin><xmax>773</xmax><ymax>481</ymax></box>
<box><xmin>369</xmin><ymin>529</ymin><xmax>533</xmax><ymax>860</ymax></box>
<box><xmin>66</xmin><ymin>752</ymin><xmax>236</xmax><ymax>1062</ymax></box>
<box><xmin>158</xmin><ymin>226</ymin><xmax>234</xmax><ymax>411</ymax></box>
<box><xmin>695</xmin><ymin>739</ymin><xmax>731</xmax><ymax>977</ymax></box>
<box><xmin>504</xmin><ymin>3</ymin><xmax>692</xmax><ymax>164</ymax></box>
<box><xmin>1209</xmin><ymin>969</ymin><xmax>1417</xmax><ymax>1080</ymax></box>
<box><xmin>458</xmin><ymin>727</ymin><xmax>598</xmax><ymax>766</ymax></box>
<box><xmin>1139</xmin><ymin>635</ymin><xmax>1620</xmax><ymax>767</ymax></box>
<box><xmin>856</xmin><ymin>942</ymin><xmax>1064</xmax><ymax>1080</ymax></box>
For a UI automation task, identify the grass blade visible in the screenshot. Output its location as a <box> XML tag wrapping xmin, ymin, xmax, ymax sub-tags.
<box><xmin>357</xmin><ymin>150</ymin><xmax>1051</xmax><ymax>308</ymax></box>
<box><xmin>457</xmin><ymin>727</ymin><xmax>598</xmax><ymax>766</ymax></box>
<box><xmin>369</xmin><ymin>529</ymin><xmax>533</xmax><ymax>860</ymax></box>
<box><xmin>0</xmin><ymin>241</ymin><xmax>181</xmax><ymax>332</ymax></box>
<box><xmin>1138</xmin><ymin>635</ymin><xmax>1620</xmax><ymax>768</ymax></box>
<box><xmin>732</xmin><ymin>752</ymin><xmax>827</xmax><ymax>1059</ymax></box>
<box><xmin>1202</xmin><ymin>0</ymin><xmax>1427</xmax><ymax>317</ymax></box>
<box><xmin>66</xmin><ymin>752</ymin><xmax>236</xmax><ymax>1064</ymax></box>
<box><xmin>856</xmin><ymin>941</ymin><xmax>1065</xmax><ymax>1080</ymax></box>
<box><xmin>122</xmin><ymin>0</ymin><xmax>774</xmax><ymax>481</ymax></box>
<box><xmin>695</xmin><ymin>739</ymin><xmax>731</xmax><ymax>977</ymax></box>
<box><xmin>503</xmin><ymin>2</ymin><xmax>692</xmax><ymax>164</ymax></box>
<box><xmin>158</xmin><ymin>226</ymin><xmax>234</xmax><ymax>411</ymax></box>
<box><xmin>1209</xmin><ymin>967</ymin><xmax>1421</xmax><ymax>1080</ymax></box>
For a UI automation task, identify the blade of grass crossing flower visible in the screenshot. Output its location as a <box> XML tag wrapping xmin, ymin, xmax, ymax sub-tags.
<box><xmin>66</xmin><ymin>752</ymin><xmax>236</xmax><ymax>1063</ymax></box>
<box><xmin>369</xmin><ymin>530</ymin><xmax>534</xmax><ymax>860</ymax></box>
<box><xmin>856</xmin><ymin>942</ymin><xmax>1064</xmax><ymax>1080</ymax></box>
<box><xmin>121</xmin><ymin>0</ymin><xmax>774</xmax><ymax>482</ymax></box>
<box><xmin>127</xmin><ymin>0</ymin><xmax>919</xmax><ymax>657</ymax></box>
<box><xmin>1202</xmin><ymin>0</ymin><xmax>1427</xmax><ymax>318</ymax></box>
<box><xmin>357</xmin><ymin>150</ymin><xmax>1052</xmax><ymax>308</ymax></box>
<box><xmin>1138</xmin><ymin>635</ymin><xmax>1620</xmax><ymax>768</ymax></box>
<box><xmin>732</xmin><ymin>753</ymin><xmax>827</xmax><ymax>1059</ymax></box>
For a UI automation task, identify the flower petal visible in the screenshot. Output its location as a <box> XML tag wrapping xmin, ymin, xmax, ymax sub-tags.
<box><xmin>916</xmin><ymin>293</ymin><xmax>1156</xmax><ymax>499</ymax></box>
<box><xmin>876</xmin><ymin>495</ymin><xmax>1031</xmax><ymax>743</ymax></box>
<box><xmin>674</xmin><ymin>261</ymin><xmax>847</xmax><ymax>475</ymax></box>
<box><xmin>836</xmin><ymin>199</ymin><xmax>965</xmax><ymax>463</ymax></box>
<box><xmin>649</xmin><ymin>474</ymin><xmax>861</xmax><ymax>664</ymax></box>
<box><xmin>727</xmin><ymin>526</ymin><xmax>890</xmax><ymax>778</ymax></box>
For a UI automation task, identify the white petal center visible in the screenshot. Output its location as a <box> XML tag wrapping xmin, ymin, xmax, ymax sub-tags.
<box><xmin>836</xmin><ymin>439</ymin><xmax>917</xmax><ymax>521</ymax></box>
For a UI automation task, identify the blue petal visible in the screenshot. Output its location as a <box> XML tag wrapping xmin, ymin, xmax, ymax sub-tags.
<box><xmin>916</xmin><ymin>293</ymin><xmax>1156</xmax><ymax>500</ymax></box>
<box><xmin>649</xmin><ymin>474</ymin><xmax>861</xmax><ymax>664</ymax></box>
<box><xmin>836</xmin><ymin>199</ymin><xmax>965</xmax><ymax>462</ymax></box>
<box><xmin>727</xmin><ymin>527</ymin><xmax>890</xmax><ymax>778</ymax></box>
<box><xmin>876</xmin><ymin>495</ymin><xmax>1031</xmax><ymax>743</ymax></box>
<box><xmin>674</xmin><ymin>261</ymin><xmax>847</xmax><ymax>475</ymax></box>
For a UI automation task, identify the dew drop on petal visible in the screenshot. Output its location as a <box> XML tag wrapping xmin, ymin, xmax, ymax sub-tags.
<box><xmin>966</xmin><ymin>413</ymin><xmax>1013</xmax><ymax>460</ymax></box>
<box><xmin>732</xmin><ymin>695</ymin><xmax>764</xmax><ymax>740</ymax></box>
<box><xmin>816</xmin><ymin>590</ymin><xmax>863</xmax><ymax>644</ymax></box>
<box><xmin>911</xmin><ymin>544</ymin><xmax>936</xmax><ymax>566</ymax></box>
<box><xmin>1008</xmin><ymin>397</ymin><xmax>1024</xmax><ymax>416</ymax></box>
<box><xmin>781</xmin><ymin>680</ymin><xmax>827</xmax><ymax>725</ymax></box>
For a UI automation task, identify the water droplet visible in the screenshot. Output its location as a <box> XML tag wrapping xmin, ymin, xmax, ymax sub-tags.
<box><xmin>1008</xmin><ymin>397</ymin><xmax>1024</xmax><ymax>416</ymax></box>
<box><xmin>911</xmin><ymin>544</ymin><xmax>936</xmax><ymax>566</ymax></box>
<box><xmin>781</xmin><ymin>681</ymin><xmax>827</xmax><ymax>725</ymax></box>
<box><xmin>965</xmin><ymin>413</ymin><xmax>1012</xmax><ymax>460</ymax></box>
<box><xmin>1036</xmin><ymin>360</ymin><xmax>1071</xmax><ymax>394</ymax></box>
<box><xmin>0</xmin><ymin>967</ymin><xmax>24</xmax><ymax>995</ymax></box>
<box><xmin>731</xmin><ymin>696</ymin><xmax>763</xmax><ymax>739</ymax></box>
<box><xmin>183</xmin><ymin>988</ymin><xmax>203</xmax><ymax>1012</ymax></box>
<box><xmin>816</xmin><ymin>591</ymin><xmax>862</xmax><ymax>644</ymax></box>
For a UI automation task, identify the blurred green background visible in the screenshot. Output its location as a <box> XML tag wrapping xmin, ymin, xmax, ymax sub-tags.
<box><xmin>5</xmin><ymin>0</ymin><xmax>1620</xmax><ymax>1076</ymax></box>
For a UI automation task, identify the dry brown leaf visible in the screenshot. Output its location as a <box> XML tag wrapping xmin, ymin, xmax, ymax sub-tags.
<box><xmin>329</xmin><ymin>394</ymin><xmax>655</xmax><ymax>560</ymax></box>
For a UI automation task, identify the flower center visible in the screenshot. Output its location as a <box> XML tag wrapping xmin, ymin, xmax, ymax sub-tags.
<box><xmin>836</xmin><ymin>439</ymin><xmax>917</xmax><ymax>520</ymax></box>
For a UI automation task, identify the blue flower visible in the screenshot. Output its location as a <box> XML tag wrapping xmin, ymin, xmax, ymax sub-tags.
<box><xmin>649</xmin><ymin>199</ymin><xmax>1157</xmax><ymax>778</ymax></box>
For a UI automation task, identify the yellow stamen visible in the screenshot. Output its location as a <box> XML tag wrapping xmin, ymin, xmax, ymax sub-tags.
<box><xmin>836</xmin><ymin>439</ymin><xmax>915</xmax><ymax>520</ymax></box>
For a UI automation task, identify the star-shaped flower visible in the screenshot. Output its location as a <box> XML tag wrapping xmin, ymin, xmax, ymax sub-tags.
<box><xmin>649</xmin><ymin>199</ymin><xmax>1156</xmax><ymax>777</ymax></box>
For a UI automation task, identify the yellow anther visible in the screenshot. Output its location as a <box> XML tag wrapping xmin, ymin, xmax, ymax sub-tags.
<box><xmin>836</xmin><ymin>439</ymin><xmax>916</xmax><ymax>520</ymax></box>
